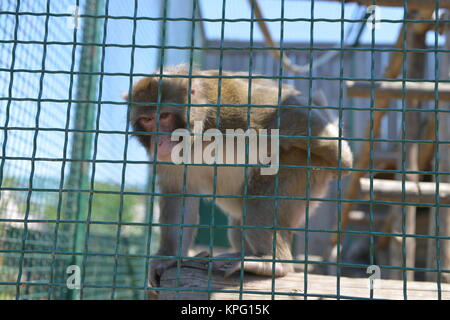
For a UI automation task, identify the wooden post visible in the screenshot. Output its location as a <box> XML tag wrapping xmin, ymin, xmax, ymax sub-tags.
<box><xmin>418</xmin><ymin>115</ymin><xmax>437</xmax><ymax>175</ymax></box>
<box><xmin>389</xmin><ymin>11</ymin><xmax>427</xmax><ymax>281</ymax></box>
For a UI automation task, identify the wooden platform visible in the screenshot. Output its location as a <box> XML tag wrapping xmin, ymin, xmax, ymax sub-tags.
<box><xmin>157</xmin><ymin>265</ymin><xmax>450</xmax><ymax>300</ymax></box>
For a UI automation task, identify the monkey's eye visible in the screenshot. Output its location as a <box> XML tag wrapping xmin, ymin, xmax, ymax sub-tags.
<box><xmin>159</xmin><ymin>112</ymin><xmax>170</xmax><ymax>119</ymax></box>
<box><xmin>139</xmin><ymin>116</ymin><xmax>153</xmax><ymax>124</ymax></box>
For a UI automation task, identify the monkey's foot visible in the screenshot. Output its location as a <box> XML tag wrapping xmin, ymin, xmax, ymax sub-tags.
<box><xmin>150</xmin><ymin>252</ymin><xmax>211</xmax><ymax>287</ymax></box>
<box><xmin>212</xmin><ymin>252</ymin><xmax>291</xmax><ymax>278</ymax></box>
<box><xmin>149</xmin><ymin>258</ymin><xmax>178</xmax><ymax>288</ymax></box>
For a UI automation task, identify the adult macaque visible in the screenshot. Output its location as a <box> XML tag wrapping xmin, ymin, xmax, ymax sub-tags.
<box><xmin>126</xmin><ymin>65</ymin><xmax>353</xmax><ymax>287</ymax></box>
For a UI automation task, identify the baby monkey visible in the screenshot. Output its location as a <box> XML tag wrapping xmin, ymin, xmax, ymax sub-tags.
<box><xmin>126</xmin><ymin>65</ymin><xmax>353</xmax><ymax>287</ymax></box>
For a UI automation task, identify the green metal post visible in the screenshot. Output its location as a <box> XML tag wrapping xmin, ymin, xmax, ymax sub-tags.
<box><xmin>64</xmin><ymin>0</ymin><xmax>104</xmax><ymax>300</ymax></box>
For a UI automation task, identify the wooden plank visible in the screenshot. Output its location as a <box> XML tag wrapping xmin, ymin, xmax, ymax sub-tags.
<box><xmin>327</xmin><ymin>0</ymin><xmax>450</xmax><ymax>10</ymax></box>
<box><xmin>346</xmin><ymin>81</ymin><xmax>450</xmax><ymax>101</ymax></box>
<box><xmin>157</xmin><ymin>265</ymin><xmax>450</xmax><ymax>300</ymax></box>
<box><xmin>359</xmin><ymin>178</ymin><xmax>450</xmax><ymax>205</ymax></box>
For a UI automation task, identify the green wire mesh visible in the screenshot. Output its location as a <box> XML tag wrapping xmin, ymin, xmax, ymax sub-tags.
<box><xmin>0</xmin><ymin>0</ymin><xmax>449</xmax><ymax>300</ymax></box>
<box><xmin>0</xmin><ymin>0</ymin><xmax>156</xmax><ymax>300</ymax></box>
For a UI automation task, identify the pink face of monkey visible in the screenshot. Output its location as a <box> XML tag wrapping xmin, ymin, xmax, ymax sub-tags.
<box><xmin>135</xmin><ymin>109</ymin><xmax>182</xmax><ymax>161</ymax></box>
<box><xmin>127</xmin><ymin>75</ymin><xmax>189</xmax><ymax>162</ymax></box>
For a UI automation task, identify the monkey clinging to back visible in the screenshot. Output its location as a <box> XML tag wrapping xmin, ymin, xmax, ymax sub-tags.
<box><xmin>125</xmin><ymin>65</ymin><xmax>353</xmax><ymax>287</ymax></box>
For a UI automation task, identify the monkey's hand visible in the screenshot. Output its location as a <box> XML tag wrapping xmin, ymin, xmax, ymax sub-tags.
<box><xmin>149</xmin><ymin>257</ymin><xmax>178</xmax><ymax>288</ymax></box>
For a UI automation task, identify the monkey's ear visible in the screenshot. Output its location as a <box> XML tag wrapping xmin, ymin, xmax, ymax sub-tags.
<box><xmin>177</xmin><ymin>76</ymin><xmax>197</xmax><ymax>96</ymax></box>
<box><xmin>189</xmin><ymin>78</ymin><xmax>202</xmax><ymax>96</ymax></box>
<box><xmin>122</xmin><ymin>92</ymin><xmax>129</xmax><ymax>101</ymax></box>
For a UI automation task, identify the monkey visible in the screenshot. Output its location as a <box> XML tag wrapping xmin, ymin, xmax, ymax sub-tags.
<box><xmin>125</xmin><ymin>65</ymin><xmax>353</xmax><ymax>287</ymax></box>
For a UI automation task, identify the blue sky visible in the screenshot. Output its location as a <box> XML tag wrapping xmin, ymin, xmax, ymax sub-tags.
<box><xmin>200</xmin><ymin>0</ymin><xmax>444</xmax><ymax>45</ymax></box>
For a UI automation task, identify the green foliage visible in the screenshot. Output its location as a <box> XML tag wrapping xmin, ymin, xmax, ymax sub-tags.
<box><xmin>1</xmin><ymin>176</ymin><xmax>146</xmax><ymax>236</ymax></box>
<box><xmin>87</xmin><ymin>182</ymin><xmax>146</xmax><ymax>235</ymax></box>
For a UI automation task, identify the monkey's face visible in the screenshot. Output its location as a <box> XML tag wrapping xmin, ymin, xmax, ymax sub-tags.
<box><xmin>134</xmin><ymin>108</ymin><xmax>183</xmax><ymax>161</ymax></box>
<box><xmin>127</xmin><ymin>74</ymin><xmax>190</xmax><ymax>161</ymax></box>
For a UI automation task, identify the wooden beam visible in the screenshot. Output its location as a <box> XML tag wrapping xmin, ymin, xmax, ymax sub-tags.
<box><xmin>248</xmin><ymin>0</ymin><xmax>304</xmax><ymax>74</ymax></box>
<box><xmin>418</xmin><ymin>115</ymin><xmax>437</xmax><ymax>173</ymax></box>
<box><xmin>346</xmin><ymin>81</ymin><xmax>450</xmax><ymax>102</ymax></box>
<box><xmin>359</xmin><ymin>178</ymin><xmax>450</xmax><ymax>205</ymax></box>
<box><xmin>327</xmin><ymin>0</ymin><xmax>450</xmax><ymax>10</ymax></box>
<box><xmin>157</xmin><ymin>265</ymin><xmax>450</xmax><ymax>299</ymax></box>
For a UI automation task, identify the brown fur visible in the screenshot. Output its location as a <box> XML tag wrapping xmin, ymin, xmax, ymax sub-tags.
<box><xmin>126</xmin><ymin>65</ymin><xmax>353</xmax><ymax>286</ymax></box>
